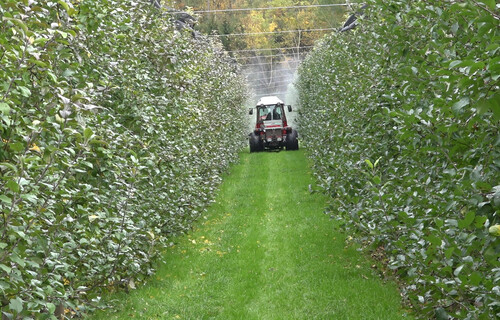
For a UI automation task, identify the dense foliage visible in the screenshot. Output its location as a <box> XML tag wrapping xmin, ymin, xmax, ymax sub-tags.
<box><xmin>297</xmin><ymin>0</ymin><xmax>499</xmax><ymax>318</ymax></box>
<box><xmin>0</xmin><ymin>0</ymin><xmax>247</xmax><ymax>318</ymax></box>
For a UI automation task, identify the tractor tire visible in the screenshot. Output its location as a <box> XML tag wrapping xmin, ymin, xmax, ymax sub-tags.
<box><xmin>249</xmin><ymin>133</ymin><xmax>262</xmax><ymax>153</ymax></box>
<box><xmin>286</xmin><ymin>129</ymin><xmax>299</xmax><ymax>150</ymax></box>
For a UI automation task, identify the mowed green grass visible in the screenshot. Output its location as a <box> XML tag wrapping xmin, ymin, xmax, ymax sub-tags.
<box><xmin>90</xmin><ymin>149</ymin><xmax>412</xmax><ymax>320</ymax></box>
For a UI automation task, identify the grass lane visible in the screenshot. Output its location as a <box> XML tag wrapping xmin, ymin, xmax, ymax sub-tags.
<box><xmin>90</xmin><ymin>150</ymin><xmax>412</xmax><ymax>319</ymax></box>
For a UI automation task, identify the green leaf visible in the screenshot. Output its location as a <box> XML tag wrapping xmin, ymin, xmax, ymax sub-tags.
<box><xmin>476</xmin><ymin>98</ymin><xmax>492</xmax><ymax>114</ymax></box>
<box><xmin>488</xmin><ymin>94</ymin><xmax>500</xmax><ymax>120</ymax></box>
<box><xmin>434</xmin><ymin>218</ymin><xmax>444</xmax><ymax>228</ymax></box>
<box><xmin>458</xmin><ymin>211</ymin><xmax>475</xmax><ymax>229</ymax></box>
<box><xmin>474</xmin><ymin>216</ymin><xmax>488</xmax><ymax>228</ymax></box>
<box><xmin>0</xmin><ymin>264</ymin><xmax>11</xmax><ymax>273</ymax></box>
<box><xmin>18</xmin><ymin>86</ymin><xmax>31</xmax><ymax>97</ymax></box>
<box><xmin>449</xmin><ymin>60</ymin><xmax>474</xmax><ymax>69</ymax></box>
<box><xmin>435</xmin><ymin>307</ymin><xmax>449</xmax><ymax>320</ymax></box>
<box><xmin>476</xmin><ymin>181</ymin><xmax>492</xmax><ymax>192</ymax></box>
<box><xmin>452</xmin><ymin>97</ymin><xmax>469</xmax><ymax>112</ymax></box>
<box><xmin>20</xmin><ymin>193</ymin><xmax>37</xmax><ymax>203</ymax></box>
<box><xmin>0</xmin><ymin>243</ymin><xmax>7</xmax><ymax>249</ymax></box>
<box><xmin>29</xmin><ymin>58</ymin><xmax>47</xmax><ymax>68</ymax></box>
<box><xmin>58</xmin><ymin>0</ymin><xmax>70</xmax><ymax>12</ymax></box>
<box><xmin>89</xmin><ymin>139</ymin><xmax>108</xmax><ymax>146</ymax></box>
<box><xmin>454</xmin><ymin>264</ymin><xmax>464</xmax><ymax>276</ymax></box>
<box><xmin>0</xmin><ymin>102</ymin><xmax>10</xmax><ymax>115</ymax></box>
<box><xmin>469</xmin><ymin>271</ymin><xmax>482</xmax><ymax>286</ymax></box>
<box><xmin>0</xmin><ymin>162</ymin><xmax>17</xmax><ymax>173</ymax></box>
<box><xmin>56</xmin><ymin>30</ymin><xmax>68</xmax><ymax>39</ymax></box>
<box><xmin>373</xmin><ymin>175</ymin><xmax>381</xmax><ymax>184</ymax></box>
<box><xmin>55</xmin><ymin>114</ymin><xmax>64</xmax><ymax>124</ymax></box>
<box><xmin>469</xmin><ymin>61</ymin><xmax>485</xmax><ymax>74</ymax></box>
<box><xmin>365</xmin><ymin>159</ymin><xmax>373</xmax><ymax>169</ymax></box>
<box><xmin>0</xmin><ymin>280</ymin><xmax>10</xmax><ymax>291</ymax></box>
<box><xmin>46</xmin><ymin>302</ymin><xmax>56</xmax><ymax>314</ymax></box>
<box><xmin>426</xmin><ymin>235</ymin><xmax>441</xmax><ymax>247</ymax></box>
<box><xmin>0</xmin><ymin>195</ymin><xmax>12</xmax><ymax>205</ymax></box>
<box><xmin>445</xmin><ymin>247</ymin><xmax>454</xmax><ymax>259</ymax></box>
<box><xmin>6</xmin><ymin>180</ymin><xmax>20</xmax><ymax>193</ymax></box>
<box><xmin>479</xmin><ymin>0</ymin><xmax>495</xmax><ymax>10</ymax></box>
<box><xmin>82</xmin><ymin>161</ymin><xmax>93</xmax><ymax>169</ymax></box>
<box><xmin>2</xmin><ymin>17</ymin><xmax>28</xmax><ymax>34</ymax></box>
<box><xmin>449</xmin><ymin>60</ymin><xmax>462</xmax><ymax>68</ymax></box>
<box><xmin>9</xmin><ymin>142</ymin><xmax>24</xmax><ymax>152</ymax></box>
<box><xmin>9</xmin><ymin>297</ymin><xmax>23</xmax><ymax>314</ymax></box>
<box><xmin>62</xmin><ymin>68</ymin><xmax>75</xmax><ymax>78</ymax></box>
<box><xmin>84</xmin><ymin>127</ymin><xmax>93</xmax><ymax>140</ymax></box>
<box><xmin>47</xmin><ymin>71</ymin><xmax>58</xmax><ymax>83</ymax></box>
<box><xmin>10</xmin><ymin>254</ymin><xmax>26</xmax><ymax>267</ymax></box>
<box><xmin>34</xmin><ymin>37</ymin><xmax>50</xmax><ymax>45</ymax></box>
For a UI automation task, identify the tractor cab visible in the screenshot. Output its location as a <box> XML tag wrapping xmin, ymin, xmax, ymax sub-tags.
<box><xmin>256</xmin><ymin>103</ymin><xmax>288</xmax><ymax>129</ymax></box>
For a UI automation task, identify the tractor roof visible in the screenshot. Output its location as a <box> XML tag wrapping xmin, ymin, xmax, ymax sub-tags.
<box><xmin>256</xmin><ymin>96</ymin><xmax>283</xmax><ymax>106</ymax></box>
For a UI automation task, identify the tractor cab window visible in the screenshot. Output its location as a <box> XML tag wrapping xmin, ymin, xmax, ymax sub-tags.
<box><xmin>258</xmin><ymin>105</ymin><xmax>282</xmax><ymax>121</ymax></box>
<box><xmin>273</xmin><ymin>106</ymin><xmax>282</xmax><ymax>120</ymax></box>
<box><xmin>258</xmin><ymin>107</ymin><xmax>270</xmax><ymax>121</ymax></box>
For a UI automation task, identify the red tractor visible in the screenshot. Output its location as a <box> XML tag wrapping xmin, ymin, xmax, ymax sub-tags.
<box><xmin>248</xmin><ymin>96</ymin><xmax>299</xmax><ymax>152</ymax></box>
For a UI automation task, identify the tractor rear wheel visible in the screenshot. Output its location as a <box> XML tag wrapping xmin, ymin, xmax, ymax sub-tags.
<box><xmin>286</xmin><ymin>130</ymin><xmax>299</xmax><ymax>150</ymax></box>
<box><xmin>249</xmin><ymin>133</ymin><xmax>262</xmax><ymax>152</ymax></box>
